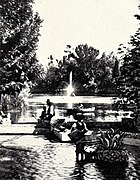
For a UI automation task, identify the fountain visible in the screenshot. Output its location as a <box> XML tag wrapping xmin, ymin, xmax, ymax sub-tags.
<box><xmin>66</xmin><ymin>71</ymin><xmax>75</xmax><ymax>109</ymax></box>
<box><xmin>66</xmin><ymin>71</ymin><xmax>74</xmax><ymax>97</ymax></box>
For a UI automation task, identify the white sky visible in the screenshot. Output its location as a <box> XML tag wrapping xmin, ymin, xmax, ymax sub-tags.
<box><xmin>33</xmin><ymin>0</ymin><xmax>139</xmax><ymax>66</ymax></box>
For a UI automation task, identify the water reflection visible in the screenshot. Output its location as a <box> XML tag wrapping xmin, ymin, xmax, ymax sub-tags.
<box><xmin>0</xmin><ymin>146</ymin><xmax>35</xmax><ymax>179</ymax></box>
<box><xmin>71</xmin><ymin>162</ymin><xmax>105</xmax><ymax>180</ymax></box>
<box><xmin>0</xmin><ymin>136</ymin><xmax>76</xmax><ymax>179</ymax></box>
<box><xmin>71</xmin><ymin>161</ymin><xmax>128</xmax><ymax>180</ymax></box>
<box><xmin>0</xmin><ymin>135</ymin><xmax>140</xmax><ymax>179</ymax></box>
<box><xmin>9</xmin><ymin>100</ymin><xmax>130</xmax><ymax>124</ymax></box>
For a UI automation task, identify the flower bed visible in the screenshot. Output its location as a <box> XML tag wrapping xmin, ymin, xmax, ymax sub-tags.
<box><xmin>94</xmin><ymin>149</ymin><xmax>128</xmax><ymax>163</ymax></box>
<box><xmin>85</xmin><ymin>128</ymin><xmax>129</xmax><ymax>163</ymax></box>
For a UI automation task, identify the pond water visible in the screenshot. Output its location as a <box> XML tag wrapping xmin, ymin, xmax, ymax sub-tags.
<box><xmin>0</xmin><ymin>135</ymin><xmax>140</xmax><ymax>180</ymax></box>
<box><xmin>10</xmin><ymin>95</ymin><xmax>130</xmax><ymax>124</ymax></box>
<box><xmin>0</xmin><ymin>95</ymin><xmax>140</xmax><ymax>180</ymax></box>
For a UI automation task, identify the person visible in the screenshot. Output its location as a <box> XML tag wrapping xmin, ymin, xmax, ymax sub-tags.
<box><xmin>45</xmin><ymin>99</ymin><xmax>55</xmax><ymax>122</ymax></box>
<box><xmin>38</xmin><ymin>106</ymin><xmax>47</xmax><ymax>126</ymax></box>
<box><xmin>75</xmin><ymin>103</ymin><xmax>84</xmax><ymax>113</ymax></box>
<box><xmin>40</xmin><ymin>106</ymin><xmax>47</xmax><ymax>119</ymax></box>
<box><xmin>38</xmin><ymin>99</ymin><xmax>55</xmax><ymax>128</ymax></box>
<box><xmin>71</xmin><ymin>113</ymin><xmax>88</xmax><ymax>134</ymax></box>
<box><xmin>0</xmin><ymin>110</ymin><xmax>7</xmax><ymax>119</ymax></box>
<box><xmin>70</xmin><ymin>113</ymin><xmax>88</xmax><ymax>161</ymax></box>
<box><xmin>0</xmin><ymin>110</ymin><xmax>11</xmax><ymax>124</ymax></box>
<box><xmin>44</xmin><ymin>99</ymin><xmax>55</xmax><ymax>126</ymax></box>
<box><xmin>78</xmin><ymin>103</ymin><xmax>84</xmax><ymax>110</ymax></box>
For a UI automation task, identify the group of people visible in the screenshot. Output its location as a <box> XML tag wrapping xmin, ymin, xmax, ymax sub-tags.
<box><xmin>40</xmin><ymin>99</ymin><xmax>86</xmax><ymax>123</ymax></box>
<box><xmin>38</xmin><ymin>99</ymin><xmax>88</xmax><ymax>161</ymax></box>
<box><xmin>39</xmin><ymin>99</ymin><xmax>87</xmax><ymax>131</ymax></box>
<box><xmin>38</xmin><ymin>99</ymin><xmax>55</xmax><ymax>127</ymax></box>
<box><xmin>39</xmin><ymin>99</ymin><xmax>88</xmax><ymax>137</ymax></box>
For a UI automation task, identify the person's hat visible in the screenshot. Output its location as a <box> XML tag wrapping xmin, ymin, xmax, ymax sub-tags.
<box><xmin>46</xmin><ymin>99</ymin><xmax>50</xmax><ymax>103</ymax></box>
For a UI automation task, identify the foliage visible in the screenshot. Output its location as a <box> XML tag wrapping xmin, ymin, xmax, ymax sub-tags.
<box><xmin>2</xmin><ymin>82</ymin><xmax>31</xmax><ymax>110</ymax></box>
<box><xmin>65</xmin><ymin>45</ymin><xmax>118</xmax><ymax>95</ymax></box>
<box><xmin>116</xmin><ymin>42</ymin><xmax>140</xmax><ymax>112</ymax></box>
<box><xmin>93</xmin><ymin>128</ymin><xmax>128</xmax><ymax>163</ymax></box>
<box><xmin>115</xmin><ymin>6</ymin><xmax>140</xmax><ymax>125</ymax></box>
<box><xmin>40</xmin><ymin>44</ymin><xmax>118</xmax><ymax>95</ymax></box>
<box><xmin>96</xmin><ymin>128</ymin><xmax>126</xmax><ymax>150</ymax></box>
<box><xmin>94</xmin><ymin>52</ymin><xmax>117</xmax><ymax>94</ymax></box>
<box><xmin>45</xmin><ymin>66</ymin><xmax>62</xmax><ymax>94</ymax></box>
<box><xmin>0</xmin><ymin>0</ymin><xmax>43</xmax><ymax>96</ymax></box>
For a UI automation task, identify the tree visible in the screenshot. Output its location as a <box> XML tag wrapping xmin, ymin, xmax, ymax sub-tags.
<box><xmin>41</xmin><ymin>44</ymin><xmax>117</xmax><ymax>95</ymax></box>
<box><xmin>63</xmin><ymin>44</ymin><xmax>99</xmax><ymax>94</ymax></box>
<box><xmin>116</xmin><ymin>6</ymin><xmax>140</xmax><ymax>128</ymax></box>
<box><xmin>64</xmin><ymin>44</ymin><xmax>117</xmax><ymax>95</ymax></box>
<box><xmin>94</xmin><ymin>52</ymin><xmax>117</xmax><ymax>94</ymax></box>
<box><xmin>0</xmin><ymin>0</ymin><xmax>43</xmax><ymax>96</ymax></box>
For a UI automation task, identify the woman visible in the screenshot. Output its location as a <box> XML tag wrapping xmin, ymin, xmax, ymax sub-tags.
<box><xmin>71</xmin><ymin>113</ymin><xmax>88</xmax><ymax>133</ymax></box>
<box><xmin>69</xmin><ymin>113</ymin><xmax>88</xmax><ymax>161</ymax></box>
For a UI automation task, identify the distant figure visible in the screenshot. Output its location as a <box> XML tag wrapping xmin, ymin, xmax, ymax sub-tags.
<box><xmin>46</xmin><ymin>99</ymin><xmax>55</xmax><ymax>122</ymax></box>
<box><xmin>79</xmin><ymin>103</ymin><xmax>84</xmax><ymax>109</ymax></box>
<box><xmin>0</xmin><ymin>110</ymin><xmax>7</xmax><ymax>119</ymax></box>
<box><xmin>72</xmin><ymin>103</ymin><xmax>84</xmax><ymax>116</ymax></box>
<box><xmin>0</xmin><ymin>111</ymin><xmax>11</xmax><ymax>125</ymax></box>
<box><xmin>77</xmin><ymin>103</ymin><xmax>84</xmax><ymax>111</ymax></box>
<box><xmin>71</xmin><ymin>92</ymin><xmax>75</xmax><ymax>97</ymax></box>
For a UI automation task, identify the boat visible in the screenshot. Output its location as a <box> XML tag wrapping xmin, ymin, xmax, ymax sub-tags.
<box><xmin>51</xmin><ymin>117</ymin><xmax>73</xmax><ymax>142</ymax></box>
<box><xmin>53</xmin><ymin>128</ymin><xmax>71</xmax><ymax>142</ymax></box>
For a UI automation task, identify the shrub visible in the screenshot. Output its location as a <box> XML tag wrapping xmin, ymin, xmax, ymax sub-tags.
<box><xmin>96</xmin><ymin>128</ymin><xmax>126</xmax><ymax>150</ymax></box>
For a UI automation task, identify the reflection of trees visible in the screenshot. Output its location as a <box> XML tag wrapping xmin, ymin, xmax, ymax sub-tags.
<box><xmin>70</xmin><ymin>160</ymin><xmax>132</xmax><ymax>180</ymax></box>
<box><xmin>70</xmin><ymin>162</ymin><xmax>106</xmax><ymax>180</ymax></box>
<box><xmin>0</xmin><ymin>147</ymin><xmax>39</xmax><ymax>179</ymax></box>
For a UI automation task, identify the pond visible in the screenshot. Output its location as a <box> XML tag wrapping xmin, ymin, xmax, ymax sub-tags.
<box><xmin>0</xmin><ymin>135</ymin><xmax>140</xmax><ymax>180</ymax></box>
<box><xmin>10</xmin><ymin>95</ymin><xmax>130</xmax><ymax>124</ymax></box>
<box><xmin>0</xmin><ymin>95</ymin><xmax>139</xmax><ymax>180</ymax></box>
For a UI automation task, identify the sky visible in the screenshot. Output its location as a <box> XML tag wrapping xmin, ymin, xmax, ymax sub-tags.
<box><xmin>33</xmin><ymin>0</ymin><xmax>139</xmax><ymax>66</ymax></box>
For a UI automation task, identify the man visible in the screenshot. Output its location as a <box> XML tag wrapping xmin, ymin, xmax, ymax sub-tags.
<box><xmin>45</xmin><ymin>99</ymin><xmax>55</xmax><ymax>124</ymax></box>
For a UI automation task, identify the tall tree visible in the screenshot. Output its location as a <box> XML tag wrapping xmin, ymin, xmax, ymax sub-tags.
<box><xmin>116</xmin><ymin>6</ymin><xmax>140</xmax><ymax>128</ymax></box>
<box><xmin>38</xmin><ymin>44</ymin><xmax>117</xmax><ymax>95</ymax></box>
<box><xmin>65</xmin><ymin>44</ymin><xmax>116</xmax><ymax>95</ymax></box>
<box><xmin>0</xmin><ymin>0</ymin><xmax>43</xmax><ymax>95</ymax></box>
<box><xmin>94</xmin><ymin>52</ymin><xmax>116</xmax><ymax>94</ymax></box>
<box><xmin>64</xmin><ymin>44</ymin><xmax>99</xmax><ymax>94</ymax></box>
